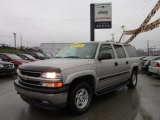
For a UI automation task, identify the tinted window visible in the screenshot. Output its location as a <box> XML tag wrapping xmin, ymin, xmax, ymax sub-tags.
<box><xmin>36</xmin><ymin>53</ymin><xmax>45</xmax><ymax>57</ymax></box>
<box><xmin>124</xmin><ymin>45</ymin><xmax>138</xmax><ymax>57</ymax></box>
<box><xmin>19</xmin><ymin>55</ymin><xmax>28</xmax><ymax>60</ymax></box>
<box><xmin>24</xmin><ymin>54</ymin><xmax>36</xmax><ymax>59</ymax></box>
<box><xmin>7</xmin><ymin>54</ymin><xmax>22</xmax><ymax>60</ymax></box>
<box><xmin>99</xmin><ymin>44</ymin><xmax>115</xmax><ymax>59</ymax></box>
<box><xmin>113</xmin><ymin>45</ymin><xmax>126</xmax><ymax>58</ymax></box>
<box><xmin>0</xmin><ymin>54</ymin><xmax>10</xmax><ymax>60</ymax></box>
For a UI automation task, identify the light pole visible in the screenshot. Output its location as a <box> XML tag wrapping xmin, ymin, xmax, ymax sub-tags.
<box><xmin>147</xmin><ymin>40</ymin><xmax>149</xmax><ymax>56</ymax></box>
<box><xmin>119</xmin><ymin>25</ymin><xmax>125</xmax><ymax>42</ymax></box>
<box><xmin>110</xmin><ymin>34</ymin><xmax>115</xmax><ymax>42</ymax></box>
<box><xmin>13</xmin><ymin>33</ymin><xmax>16</xmax><ymax>49</ymax></box>
<box><xmin>20</xmin><ymin>34</ymin><xmax>22</xmax><ymax>49</ymax></box>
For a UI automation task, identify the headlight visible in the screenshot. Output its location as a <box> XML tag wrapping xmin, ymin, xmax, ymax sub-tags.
<box><xmin>0</xmin><ymin>64</ymin><xmax>4</xmax><ymax>68</ymax></box>
<box><xmin>41</xmin><ymin>72</ymin><xmax>63</xmax><ymax>88</ymax></box>
<box><xmin>42</xmin><ymin>72</ymin><xmax>61</xmax><ymax>79</ymax></box>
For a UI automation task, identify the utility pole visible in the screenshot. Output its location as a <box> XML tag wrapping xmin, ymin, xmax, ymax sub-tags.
<box><xmin>111</xmin><ymin>34</ymin><xmax>115</xmax><ymax>42</ymax></box>
<box><xmin>147</xmin><ymin>40</ymin><xmax>149</xmax><ymax>56</ymax></box>
<box><xmin>13</xmin><ymin>33</ymin><xmax>16</xmax><ymax>49</ymax></box>
<box><xmin>154</xmin><ymin>45</ymin><xmax>156</xmax><ymax>55</ymax></box>
<box><xmin>20</xmin><ymin>34</ymin><xmax>22</xmax><ymax>49</ymax></box>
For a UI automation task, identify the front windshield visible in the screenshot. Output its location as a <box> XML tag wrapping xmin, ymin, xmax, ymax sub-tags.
<box><xmin>55</xmin><ymin>43</ymin><xmax>98</xmax><ymax>59</ymax></box>
<box><xmin>8</xmin><ymin>54</ymin><xmax>22</xmax><ymax>60</ymax></box>
<box><xmin>36</xmin><ymin>52</ymin><xmax>45</xmax><ymax>57</ymax></box>
<box><xmin>24</xmin><ymin>54</ymin><xmax>36</xmax><ymax>59</ymax></box>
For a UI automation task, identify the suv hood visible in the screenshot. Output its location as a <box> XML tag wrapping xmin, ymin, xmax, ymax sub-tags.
<box><xmin>19</xmin><ymin>58</ymin><xmax>92</xmax><ymax>70</ymax></box>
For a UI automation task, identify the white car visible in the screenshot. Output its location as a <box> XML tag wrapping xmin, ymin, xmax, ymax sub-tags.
<box><xmin>148</xmin><ymin>59</ymin><xmax>160</xmax><ymax>76</ymax></box>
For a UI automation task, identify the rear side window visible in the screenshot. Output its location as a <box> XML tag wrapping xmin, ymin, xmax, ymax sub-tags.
<box><xmin>99</xmin><ymin>44</ymin><xmax>115</xmax><ymax>59</ymax></box>
<box><xmin>124</xmin><ymin>45</ymin><xmax>138</xmax><ymax>57</ymax></box>
<box><xmin>113</xmin><ymin>45</ymin><xmax>126</xmax><ymax>58</ymax></box>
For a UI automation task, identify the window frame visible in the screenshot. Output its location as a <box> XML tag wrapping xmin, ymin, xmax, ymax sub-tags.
<box><xmin>113</xmin><ymin>44</ymin><xmax>127</xmax><ymax>59</ymax></box>
<box><xmin>98</xmin><ymin>43</ymin><xmax>115</xmax><ymax>60</ymax></box>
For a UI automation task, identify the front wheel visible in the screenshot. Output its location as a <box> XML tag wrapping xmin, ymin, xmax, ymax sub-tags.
<box><xmin>67</xmin><ymin>82</ymin><xmax>93</xmax><ymax>115</ymax></box>
<box><xmin>127</xmin><ymin>70</ymin><xmax>138</xmax><ymax>89</ymax></box>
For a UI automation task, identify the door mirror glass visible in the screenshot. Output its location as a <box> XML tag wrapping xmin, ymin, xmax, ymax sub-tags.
<box><xmin>99</xmin><ymin>53</ymin><xmax>112</xmax><ymax>60</ymax></box>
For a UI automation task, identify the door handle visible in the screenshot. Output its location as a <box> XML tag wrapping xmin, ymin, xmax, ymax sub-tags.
<box><xmin>126</xmin><ymin>61</ymin><xmax>129</xmax><ymax>64</ymax></box>
<box><xmin>115</xmin><ymin>62</ymin><xmax>118</xmax><ymax>66</ymax></box>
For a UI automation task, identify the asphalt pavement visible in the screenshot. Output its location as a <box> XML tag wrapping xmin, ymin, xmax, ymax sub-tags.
<box><xmin>0</xmin><ymin>73</ymin><xmax>160</xmax><ymax>120</ymax></box>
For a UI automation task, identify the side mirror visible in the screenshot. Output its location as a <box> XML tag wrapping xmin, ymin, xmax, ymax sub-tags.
<box><xmin>0</xmin><ymin>58</ymin><xmax>2</xmax><ymax>61</ymax></box>
<box><xmin>99</xmin><ymin>53</ymin><xmax>112</xmax><ymax>61</ymax></box>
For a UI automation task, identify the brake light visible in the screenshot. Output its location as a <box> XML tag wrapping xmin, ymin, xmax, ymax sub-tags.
<box><xmin>156</xmin><ymin>63</ymin><xmax>160</xmax><ymax>67</ymax></box>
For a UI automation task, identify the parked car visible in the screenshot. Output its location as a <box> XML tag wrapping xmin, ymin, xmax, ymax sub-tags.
<box><xmin>148</xmin><ymin>59</ymin><xmax>160</xmax><ymax>76</ymax></box>
<box><xmin>0</xmin><ymin>53</ymin><xmax>30</xmax><ymax>68</ymax></box>
<box><xmin>42</xmin><ymin>53</ymin><xmax>54</xmax><ymax>58</ymax></box>
<box><xmin>15</xmin><ymin>42</ymin><xmax>139</xmax><ymax>115</ymax></box>
<box><xmin>141</xmin><ymin>56</ymin><xmax>160</xmax><ymax>71</ymax></box>
<box><xmin>18</xmin><ymin>54</ymin><xmax>38</xmax><ymax>62</ymax></box>
<box><xmin>27</xmin><ymin>52</ymin><xmax>49</xmax><ymax>60</ymax></box>
<box><xmin>0</xmin><ymin>59</ymin><xmax>15</xmax><ymax>76</ymax></box>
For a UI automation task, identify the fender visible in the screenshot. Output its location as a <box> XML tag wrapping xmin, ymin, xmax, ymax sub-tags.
<box><xmin>65</xmin><ymin>70</ymin><xmax>97</xmax><ymax>88</ymax></box>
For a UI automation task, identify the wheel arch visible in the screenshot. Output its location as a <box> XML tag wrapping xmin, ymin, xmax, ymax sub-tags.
<box><xmin>68</xmin><ymin>75</ymin><xmax>96</xmax><ymax>94</ymax></box>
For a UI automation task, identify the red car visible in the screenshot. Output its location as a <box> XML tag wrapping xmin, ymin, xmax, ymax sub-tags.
<box><xmin>18</xmin><ymin>54</ymin><xmax>38</xmax><ymax>62</ymax></box>
<box><xmin>0</xmin><ymin>53</ymin><xmax>30</xmax><ymax>68</ymax></box>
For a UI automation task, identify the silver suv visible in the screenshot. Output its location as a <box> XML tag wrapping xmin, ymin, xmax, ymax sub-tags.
<box><xmin>14</xmin><ymin>42</ymin><xmax>139</xmax><ymax>115</ymax></box>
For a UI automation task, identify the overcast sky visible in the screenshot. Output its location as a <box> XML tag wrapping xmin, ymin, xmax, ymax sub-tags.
<box><xmin>0</xmin><ymin>0</ymin><xmax>159</xmax><ymax>49</ymax></box>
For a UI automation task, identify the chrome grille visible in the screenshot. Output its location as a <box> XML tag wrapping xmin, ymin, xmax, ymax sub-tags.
<box><xmin>18</xmin><ymin>70</ymin><xmax>42</xmax><ymax>87</ymax></box>
<box><xmin>19</xmin><ymin>77</ymin><xmax>41</xmax><ymax>86</ymax></box>
<box><xmin>20</xmin><ymin>70</ymin><xmax>41</xmax><ymax>77</ymax></box>
<box><xmin>3</xmin><ymin>64</ymin><xmax>14</xmax><ymax>69</ymax></box>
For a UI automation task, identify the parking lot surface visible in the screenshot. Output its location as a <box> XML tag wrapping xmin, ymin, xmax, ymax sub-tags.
<box><xmin>0</xmin><ymin>73</ymin><xmax>160</xmax><ymax>120</ymax></box>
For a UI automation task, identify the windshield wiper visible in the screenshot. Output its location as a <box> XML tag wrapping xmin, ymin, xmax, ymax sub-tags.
<box><xmin>64</xmin><ymin>56</ymin><xmax>79</xmax><ymax>58</ymax></box>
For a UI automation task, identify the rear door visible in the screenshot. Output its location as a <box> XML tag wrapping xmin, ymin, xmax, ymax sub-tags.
<box><xmin>112</xmin><ymin>44</ymin><xmax>130</xmax><ymax>82</ymax></box>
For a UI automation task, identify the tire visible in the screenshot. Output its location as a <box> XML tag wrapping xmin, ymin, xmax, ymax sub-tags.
<box><xmin>127</xmin><ymin>70</ymin><xmax>138</xmax><ymax>89</ymax></box>
<box><xmin>67</xmin><ymin>82</ymin><xmax>93</xmax><ymax>115</ymax></box>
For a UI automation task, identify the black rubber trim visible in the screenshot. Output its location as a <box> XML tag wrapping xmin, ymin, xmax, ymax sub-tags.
<box><xmin>96</xmin><ymin>80</ymin><xmax>129</xmax><ymax>95</ymax></box>
<box><xmin>19</xmin><ymin>65</ymin><xmax>61</xmax><ymax>73</ymax></box>
<box><xmin>99</xmin><ymin>71</ymin><xmax>130</xmax><ymax>81</ymax></box>
<box><xmin>14</xmin><ymin>80</ymin><xmax>69</xmax><ymax>94</ymax></box>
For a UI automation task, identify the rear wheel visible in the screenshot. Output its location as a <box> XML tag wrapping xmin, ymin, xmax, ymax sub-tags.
<box><xmin>127</xmin><ymin>70</ymin><xmax>138</xmax><ymax>89</ymax></box>
<box><xmin>67</xmin><ymin>82</ymin><xmax>93</xmax><ymax>115</ymax></box>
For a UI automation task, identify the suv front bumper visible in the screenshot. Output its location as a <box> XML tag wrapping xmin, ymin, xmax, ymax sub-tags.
<box><xmin>14</xmin><ymin>80</ymin><xmax>69</xmax><ymax>107</ymax></box>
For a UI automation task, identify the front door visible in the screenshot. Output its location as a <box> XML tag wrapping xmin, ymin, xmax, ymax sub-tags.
<box><xmin>96</xmin><ymin>44</ymin><xmax>120</xmax><ymax>90</ymax></box>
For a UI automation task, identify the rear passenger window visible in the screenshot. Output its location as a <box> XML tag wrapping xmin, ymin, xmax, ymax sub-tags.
<box><xmin>124</xmin><ymin>45</ymin><xmax>138</xmax><ymax>57</ymax></box>
<box><xmin>99</xmin><ymin>44</ymin><xmax>115</xmax><ymax>59</ymax></box>
<box><xmin>113</xmin><ymin>45</ymin><xmax>126</xmax><ymax>58</ymax></box>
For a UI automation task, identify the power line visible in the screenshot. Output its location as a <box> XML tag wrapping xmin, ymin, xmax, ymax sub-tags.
<box><xmin>125</xmin><ymin>0</ymin><xmax>154</xmax><ymax>28</ymax></box>
<box><xmin>124</xmin><ymin>0</ymin><xmax>151</xmax><ymax>27</ymax></box>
